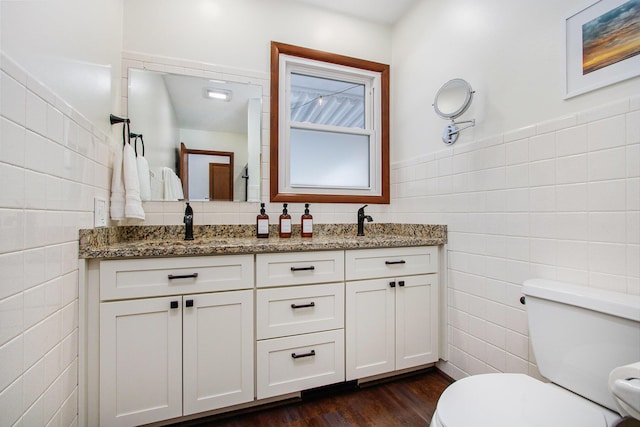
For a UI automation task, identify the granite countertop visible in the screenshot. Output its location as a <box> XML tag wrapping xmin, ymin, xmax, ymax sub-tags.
<box><xmin>79</xmin><ymin>223</ymin><xmax>447</xmax><ymax>259</ymax></box>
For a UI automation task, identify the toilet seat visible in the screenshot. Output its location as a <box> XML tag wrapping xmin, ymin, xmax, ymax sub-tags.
<box><xmin>433</xmin><ymin>373</ymin><xmax>612</xmax><ymax>427</ymax></box>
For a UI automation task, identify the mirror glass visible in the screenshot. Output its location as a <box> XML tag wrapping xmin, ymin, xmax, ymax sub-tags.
<box><xmin>433</xmin><ymin>78</ymin><xmax>473</xmax><ymax>120</ymax></box>
<box><xmin>128</xmin><ymin>69</ymin><xmax>262</xmax><ymax>202</ymax></box>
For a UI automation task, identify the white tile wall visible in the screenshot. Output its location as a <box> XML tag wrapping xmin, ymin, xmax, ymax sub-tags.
<box><xmin>0</xmin><ymin>54</ymin><xmax>110</xmax><ymax>427</ymax></box>
<box><xmin>392</xmin><ymin>95</ymin><xmax>640</xmax><ymax>380</ymax></box>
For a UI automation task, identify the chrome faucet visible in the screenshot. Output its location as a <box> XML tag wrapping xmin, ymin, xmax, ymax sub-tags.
<box><xmin>184</xmin><ymin>202</ymin><xmax>194</xmax><ymax>240</ymax></box>
<box><xmin>357</xmin><ymin>205</ymin><xmax>373</xmax><ymax>236</ymax></box>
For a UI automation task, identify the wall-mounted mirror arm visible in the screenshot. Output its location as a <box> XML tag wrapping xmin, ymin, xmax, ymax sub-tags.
<box><xmin>443</xmin><ymin>119</ymin><xmax>476</xmax><ymax>145</ymax></box>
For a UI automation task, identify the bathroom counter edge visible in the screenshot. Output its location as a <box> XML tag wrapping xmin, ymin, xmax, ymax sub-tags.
<box><xmin>78</xmin><ymin>223</ymin><xmax>447</xmax><ymax>259</ymax></box>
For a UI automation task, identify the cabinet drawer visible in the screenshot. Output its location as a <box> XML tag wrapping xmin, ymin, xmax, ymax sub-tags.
<box><xmin>256</xmin><ymin>283</ymin><xmax>344</xmax><ymax>339</ymax></box>
<box><xmin>345</xmin><ymin>247</ymin><xmax>437</xmax><ymax>280</ymax></box>
<box><xmin>256</xmin><ymin>251</ymin><xmax>344</xmax><ymax>288</ymax></box>
<box><xmin>100</xmin><ymin>255</ymin><xmax>254</xmax><ymax>300</ymax></box>
<box><xmin>256</xmin><ymin>329</ymin><xmax>344</xmax><ymax>399</ymax></box>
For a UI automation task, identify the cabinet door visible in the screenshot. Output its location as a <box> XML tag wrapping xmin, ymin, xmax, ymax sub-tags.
<box><xmin>100</xmin><ymin>296</ymin><xmax>183</xmax><ymax>427</ymax></box>
<box><xmin>395</xmin><ymin>274</ymin><xmax>439</xmax><ymax>370</ymax></box>
<box><xmin>183</xmin><ymin>290</ymin><xmax>254</xmax><ymax>415</ymax></box>
<box><xmin>345</xmin><ymin>278</ymin><xmax>395</xmax><ymax>380</ymax></box>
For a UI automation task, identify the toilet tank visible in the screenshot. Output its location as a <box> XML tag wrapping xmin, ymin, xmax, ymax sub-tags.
<box><xmin>523</xmin><ymin>279</ymin><xmax>640</xmax><ymax>412</ymax></box>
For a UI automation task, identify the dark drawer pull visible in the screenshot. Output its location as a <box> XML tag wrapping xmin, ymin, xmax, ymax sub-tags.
<box><xmin>291</xmin><ymin>302</ymin><xmax>315</xmax><ymax>309</ymax></box>
<box><xmin>168</xmin><ymin>273</ymin><xmax>199</xmax><ymax>280</ymax></box>
<box><xmin>385</xmin><ymin>260</ymin><xmax>406</xmax><ymax>265</ymax></box>
<box><xmin>399</xmin><ymin>281</ymin><xmax>405</xmax><ymax>287</ymax></box>
<box><xmin>290</xmin><ymin>266</ymin><xmax>315</xmax><ymax>272</ymax></box>
<box><xmin>170</xmin><ymin>301</ymin><xmax>179</xmax><ymax>309</ymax></box>
<box><xmin>291</xmin><ymin>350</ymin><xmax>316</xmax><ymax>359</ymax></box>
<box><xmin>185</xmin><ymin>299</ymin><xmax>194</xmax><ymax>307</ymax></box>
<box><xmin>389</xmin><ymin>281</ymin><xmax>396</xmax><ymax>288</ymax></box>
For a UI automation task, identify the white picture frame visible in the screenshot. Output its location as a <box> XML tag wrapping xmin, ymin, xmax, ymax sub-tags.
<box><xmin>563</xmin><ymin>0</ymin><xmax>640</xmax><ymax>99</ymax></box>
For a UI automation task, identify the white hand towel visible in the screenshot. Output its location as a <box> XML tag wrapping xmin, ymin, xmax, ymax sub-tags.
<box><xmin>109</xmin><ymin>146</ymin><xmax>125</xmax><ymax>220</ymax></box>
<box><xmin>123</xmin><ymin>143</ymin><xmax>145</xmax><ymax>220</ymax></box>
<box><xmin>149</xmin><ymin>168</ymin><xmax>163</xmax><ymax>200</ymax></box>
<box><xmin>170</xmin><ymin>170</ymin><xmax>185</xmax><ymax>200</ymax></box>
<box><xmin>136</xmin><ymin>154</ymin><xmax>151</xmax><ymax>201</ymax></box>
<box><xmin>162</xmin><ymin>167</ymin><xmax>184</xmax><ymax>201</ymax></box>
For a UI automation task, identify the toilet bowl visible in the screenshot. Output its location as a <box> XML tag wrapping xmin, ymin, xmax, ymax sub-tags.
<box><xmin>431</xmin><ymin>374</ymin><xmax>620</xmax><ymax>427</ymax></box>
<box><xmin>431</xmin><ymin>279</ymin><xmax>640</xmax><ymax>427</ymax></box>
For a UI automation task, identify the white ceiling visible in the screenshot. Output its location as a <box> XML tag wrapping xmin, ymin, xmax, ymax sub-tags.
<box><xmin>161</xmin><ymin>74</ymin><xmax>262</xmax><ymax>134</ymax></box>
<box><xmin>288</xmin><ymin>0</ymin><xmax>420</xmax><ymax>24</ymax></box>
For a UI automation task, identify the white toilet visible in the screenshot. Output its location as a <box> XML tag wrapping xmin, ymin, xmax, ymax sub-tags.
<box><xmin>431</xmin><ymin>279</ymin><xmax>640</xmax><ymax>427</ymax></box>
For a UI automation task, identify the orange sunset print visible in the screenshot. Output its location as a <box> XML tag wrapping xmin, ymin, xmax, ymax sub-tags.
<box><xmin>582</xmin><ymin>0</ymin><xmax>640</xmax><ymax>75</ymax></box>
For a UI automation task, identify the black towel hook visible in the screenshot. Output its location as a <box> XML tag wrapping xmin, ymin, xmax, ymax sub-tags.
<box><xmin>110</xmin><ymin>114</ymin><xmax>131</xmax><ymax>147</ymax></box>
<box><xmin>129</xmin><ymin>133</ymin><xmax>145</xmax><ymax>157</ymax></box>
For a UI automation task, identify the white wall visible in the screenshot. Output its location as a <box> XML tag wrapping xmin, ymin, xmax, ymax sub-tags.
<box><xmin>0</xmin><ymin>1</ymin><xmax>122</xmax><ymax>425</ymax></box>
<box><xmin>392</xmin><ymin>0</ymin><xmax>640</xmax><ymax>161</ymax></box>
<box><xmin>1</xmin><ymin>0</ymin><xmax>123</xmax><ymax>133</ymax></box>
<box><xmin>390</xmin><ymin>0</ymin><xmax>640</xmax><ymax>381</ymax></box>
<box><xmin>0</xmin><ymin>54</ymin><xmax>115</xmax><ymax>427</ymax></box>
<box><xmin>123</xmin><ymin>0</ymin><xmax>392</xmax><ymax>71</ymax></box>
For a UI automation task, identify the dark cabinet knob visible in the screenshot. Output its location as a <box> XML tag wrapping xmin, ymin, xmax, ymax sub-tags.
<box><xmin>398</xmin><ymin>281</ymin><xmax>405</xmax><ymax>287</ymax></box>
<box><xmin>185</xmin><ymin>299</ymin><xmax>194</xmax><ymax>308</ymax></box>
<box><xmin>389</xmin><ymin>281</ymin><xmax>396</xmax><ymax>288</ymax></box>
<box><xmin>170</xmin><ymin>301</ymin><xmax>179</xmax><ymax>309</ymax></box>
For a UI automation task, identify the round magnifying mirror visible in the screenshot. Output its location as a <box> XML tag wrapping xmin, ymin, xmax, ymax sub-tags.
<box><xmin>433</xmin><ymin>78</ymin><xmax>474</xmax><ymax>120</ymax></box>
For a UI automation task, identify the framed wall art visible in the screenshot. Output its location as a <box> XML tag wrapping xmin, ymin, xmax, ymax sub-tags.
<box><xmin>563</xmin><ymin>0</ymin><xmax>640</xmax><ymax>98</ymax></box>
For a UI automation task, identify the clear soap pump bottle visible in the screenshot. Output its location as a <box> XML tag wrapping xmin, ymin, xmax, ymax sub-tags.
<box><xmin>257</xmin><ymin>203</ymin><xmax>269</xmax><ymax>238</ymax></box>
<box><xmin>279</xmin><ymin>203</ymin><xmax>292</xmax><ymax>238</ymax></box>
<box><xmin>301</xmin><ymin>203</ymin><xmax>313</xmax><ymax>237</ymax></box>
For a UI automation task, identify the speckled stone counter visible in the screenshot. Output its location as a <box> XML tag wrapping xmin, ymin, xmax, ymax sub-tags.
<box><xmin>79</xmin><ymin>223</ymin><xmax>447</xmax><ymax>259</ymax></box>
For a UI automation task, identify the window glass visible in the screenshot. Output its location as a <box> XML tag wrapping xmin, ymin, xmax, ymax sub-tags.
<box><xmin>290</xmin><ymin>73</ymin><xmax>366</xmax><ymax>129</ymax></box>
<box><xmin>290</xmin><ymin>128</ymin><xmax>370</xmax><ymax>188</ymax></box>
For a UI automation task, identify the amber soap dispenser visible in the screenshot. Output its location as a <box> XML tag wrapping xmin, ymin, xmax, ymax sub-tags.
<box><xmin>301</xmin><ymin>203</ymin><xmax>313</xmax><ymax>237</ymax></box>
<box><xmin>279</xmin><ymin>203</ymin><xmax>292</xmax><ymax>238</ymax></box>
<box><xmin>257</xmin><ymin>203</ymin><xmax>269</xmax><ymax>238</ymax></box>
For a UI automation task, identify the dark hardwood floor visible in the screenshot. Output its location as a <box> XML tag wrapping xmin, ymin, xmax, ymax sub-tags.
<box><xmin>174</xmin><ymin>369</ymin><xmax>452</xmax><ymax>427</ymax></box>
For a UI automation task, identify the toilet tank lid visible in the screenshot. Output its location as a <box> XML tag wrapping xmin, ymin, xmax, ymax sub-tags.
<box><xmin>523</xmin><ymin>279</ymin><xmax>640</xmax><ymax>322</ymax></box>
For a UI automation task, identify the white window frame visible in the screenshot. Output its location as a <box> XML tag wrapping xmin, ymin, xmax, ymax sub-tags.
<box><xmin>279</xmin><ymin>55</ymin><xmax>381</xmax><ymax>195</ymax></box>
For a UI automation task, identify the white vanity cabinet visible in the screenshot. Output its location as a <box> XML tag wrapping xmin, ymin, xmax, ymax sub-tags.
<box><xmin>255</xmin><ymin>251</ymin><xmax>345</xmax><ymax>399</ymax></box>
<box><xmin>345</xmin><ymin>247</ymin><xmax>439</xmax><ymax>380</ymax></box>
<box><xmin>97</xmin><ymin>255</ymin><xmax>254</xmax><ymax>427</ymax></box>
<box><xmin>84</xmin><ymin>243</ymin><xmax>442</xmax><ymax>426</ymax></box>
